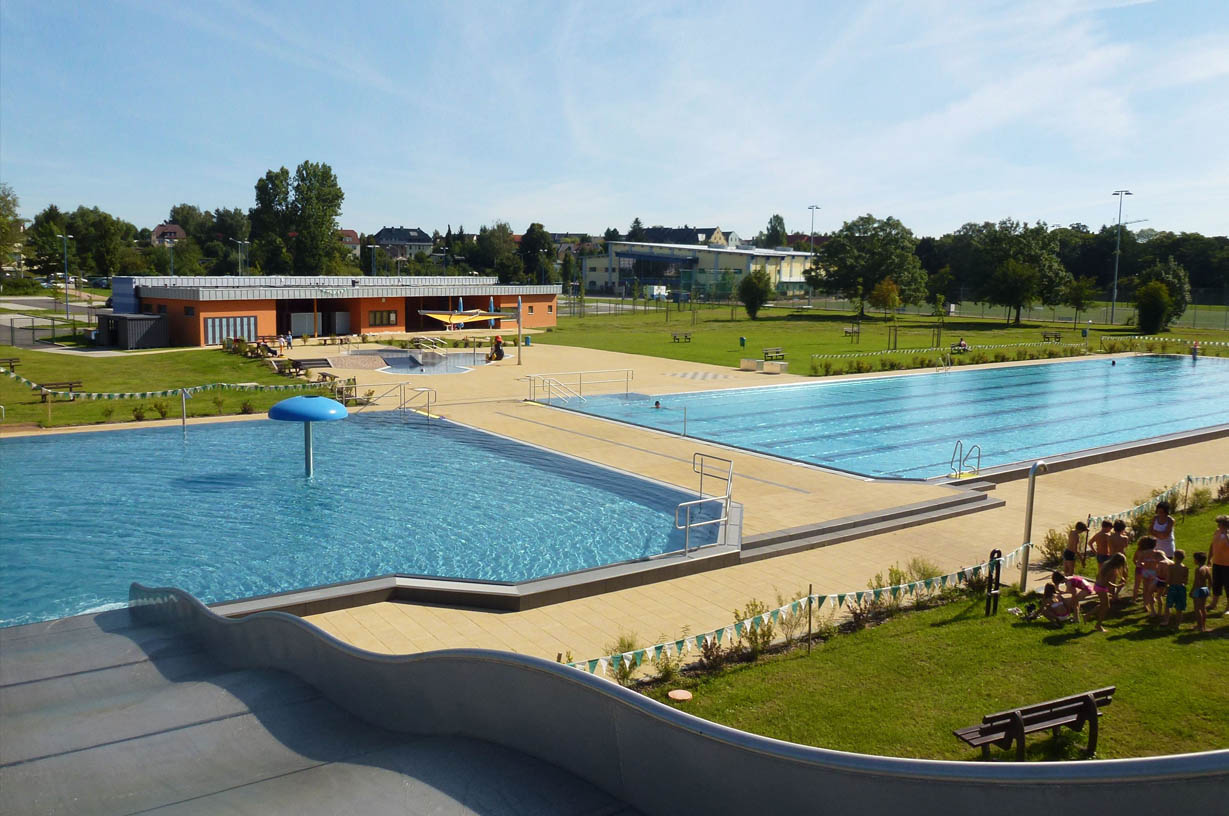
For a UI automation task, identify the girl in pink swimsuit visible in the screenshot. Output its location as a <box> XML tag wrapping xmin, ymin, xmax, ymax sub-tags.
<box><xmin>1094</xmin><ymin>554</ymin><xmax>1128</xmax><ymax>632</ymax></box>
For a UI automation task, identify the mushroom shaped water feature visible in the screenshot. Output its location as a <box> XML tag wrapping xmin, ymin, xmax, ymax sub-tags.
<box><xmin>269</xmin><ymin>395</ymin><xmax>348</xmax><ymax>477</ymax></box>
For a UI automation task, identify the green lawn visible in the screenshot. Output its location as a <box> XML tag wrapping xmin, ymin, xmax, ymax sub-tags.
<box><xmin>536</xmin><ymin>305</ymin><xmax>1229</xmax><ymax>372</ymax></box>
<box><xmin>641</xmin><ymin>501</ymin><xmax>1229</xmax><ymax>761</ymax></box>
<box><xmin>0</xmin><ymin>344</ymin><xmax>329</xmax><ymax>427</ymax></box>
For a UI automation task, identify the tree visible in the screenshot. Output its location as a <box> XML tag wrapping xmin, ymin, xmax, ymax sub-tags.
<box><xmin>761</xmin><ymin>214</ymin><xmax>787</xmax><ymax>248</ymax></box>
<box><xmin>737</xmin><ymin>267</ymin><xmax>774</xmax><ymax>319</ymax></box>
<box><xmin>983</xmin><ymin>259</ymin><xmax>1039</xmax><ymax>324</ymax></box>
<box><xmin>808</xmin><ymin>214</ymin><xmax>925</xmax><ymax>316</ymax></box>
<box><xmin>560</xmin><ymin>252</ymin><xmax>577</xmax><ymax>290</ymax></box>
<box><xmin>518</xmin><ymin>222</ymin><xmax>555</xmax><ymax>284</ymax></box>
<box><xmin>168</xmin><ymin>204</ymin><xmax>213</xmax><ymax>247</ymax></box>
<box><xmin>1063</xmin><ymin>276</ymin><xmax>1099</xmax><ymax>327</ymax></box>
<box><xmin>627</xmin><ymin>218</ymin><xmax>646</xmax><ymax>242</ymax></box>
<box><xmin>1135</xmin><ymin>281</ymin><xmax>1173</xmax><ymax>333</ymax></box>
<box><xmin>602</xmin><ymin>227</ymin><xmax>620</xmax><ymax>250</ymax></box>
<box><xmin>494</xmin><ymin>252</ymin><xmax>525</xmax><ymax>284</ymax></box>
<box><xmin>1037</xmin><ymin>253</ymin><xmax>1074</xmax><ymax>317</ymax></box>
<box><xmin>24</xmin><ymin>205</ymin><xmax>71</xmax><ymax>277</ymax></box>
<box><xmin>470</xmin><ymin>222</ymin><xmax>517</xmax><ymax>272</ymax></box>
<box><xmin>1135</xmin><ymin>256</ymin><xmax>1190</xmax><ymax>328</ymax></box>
<box><xmin>868</xmin><ymin>277</ymin><xmax>901</xmax><ymax>319</ymax></box>
<box><xmin>290</xmin><ymin>160</ymin><xmax>345</xmax><ymax>275</ymax></box>
<box><xmin>249</xmin><ymin>167</ymin><xmax>294</xmax><ymax>275</ymax></box>
<box><xmin>1</xmin><ymin>183</ymin><xmax>25</xmax><ymax>268</ymax></box>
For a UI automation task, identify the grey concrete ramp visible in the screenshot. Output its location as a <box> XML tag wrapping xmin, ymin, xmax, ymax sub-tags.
<box><xmin>0</xmin><ymin>610</ymin><xmax>637</xmax><ymax>816</ymax></box>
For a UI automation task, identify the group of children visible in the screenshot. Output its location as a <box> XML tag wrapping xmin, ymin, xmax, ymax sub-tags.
<box><xmin>1039</xmin><ymin>503</ymin><xmax>1228</xmax><ymax>634</ymax></box>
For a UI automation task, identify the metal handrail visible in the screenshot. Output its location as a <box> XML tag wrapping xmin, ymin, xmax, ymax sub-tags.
<box><xmin>961</xmin><ymin>444</ymin><xmax>982</xmax><ymax>476</ymax></box>
<box><xmin>401</xmin><ymin>386</ymin><xmax>437</xmax><ymax>424</ymax></box>
<box><xmin>675</xmin><ymin>496</ymin><xmax>729</xmax><ymax>556</ymax></box>
<box><xmin>353</xmin><ymin>382</ymin><xmax>406</xmax><ymax>412</ymax></box>
<box><xmin>675</xmin><ymin>453</ymin><xmax>735</xmax><ymax>556</ymax></box>
<box><xmin>527</xmin><ymin>369</ymin><xmax>633</xmax><ymax>402</ymax></box>
<box><xmin>540</xmin><ymin>377</ymin><xmax>584</xmax><ymax>405</ymax></box>
<box><xmin>949</xmin><ymin>440</ymin><xmax>964</xmax><ymax>476</ymax></box>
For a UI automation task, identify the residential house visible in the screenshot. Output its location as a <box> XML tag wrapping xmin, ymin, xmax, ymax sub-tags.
<box><xmin>151</xmin><ymin>223</ymin><xmax>187</xmax><ymax>247</ymax></box>
<box><xmin>372</xmin><ymin>226</ymin><xmax>434</xmax><ymax>259</ymax></box>
<box><xmin>338</xmin><ymin>229</ymin><xmax>360</xmax><ymax>257</ymax></box>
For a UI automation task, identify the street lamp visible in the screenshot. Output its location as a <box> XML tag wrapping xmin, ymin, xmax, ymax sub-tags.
<box><xmin>1111</xmin><ymin>190</ymin><xmax>1132</xmax><ymax>325</ymax></box>
<box><xmin>364</xmin><ymin>244</ymin><xmax>378</xmax><ymax>276</ymax></box>
<box><xmin>56</xmin><ymin>233</ymin><xmax>73</xmax><ymax>321</ymax></box>
<box><xmin>228</xmin><ymin>238</ymin><xmax>249</xmax><ymax>275</ymax></box>
<box><xmin>808</xmin><ymin>205</ymin><xmax>821</xmax><ymax>305</ymax></box>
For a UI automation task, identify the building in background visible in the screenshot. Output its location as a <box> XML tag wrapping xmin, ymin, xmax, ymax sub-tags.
<box><xmin>371</xmin><ymin>226</ymin><xmax>433</xmax><ymax>259</ymax></box>
<box><xmin>338</xmin><ymin>229</ymin><xmax>360</xmax><ymax>257</ymax></box>
<box><xmin>150</xmin><ymin>223</ymin><xmax>186</xmax><ymax>246</ymax></box>
<box><xmin>106</xmin><ymin>275</ymin><xmax>559</xmax><ymax>346</ymax></box>
<box><xmin>583</xmin><ymin>241</ymin><xmax>813</xmax><ymax>299</ymax></box>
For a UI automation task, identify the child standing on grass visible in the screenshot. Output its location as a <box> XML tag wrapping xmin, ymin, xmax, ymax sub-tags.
<box><xmin>1094</xmin><ymin>554</ymin><xmax>1128</xmax><ymax>633</ymax></box>
<box><xmin>1108</xmin><ymin>520</ymin><xmax>1132</xmax><ymax>598</ymax></box>
<box><xmin>1134</xmin><ymin>537</ymin><xmax>1159</xmax><ymax>607</ymax></box>
<box><xmin>1089</xmin><ymin>520</ymin><xmax>1113</xmax><ymax>566</ymax></box>
<box><xmin>1208</xmin><ymin>515</ymin><xmax>1229</xmax><ymax>614</ymax></box>
<box><xmin>1149</xmin><ymin>550</ymin><xmax>1172</xmax><ymax>620</ymax></box>
<box><xmin>1064</xmin><ymin>522</ymin><xmax>1089</xmax><ymax>576</ymax></box>
<box><xmin>1191</xmin><ymin>552</ymin><xmax>1211</xmax><ymax>633</ymax></box>
<box><xmin>1164</xmin><ymin>550</ymin><xmax>1189</xmax><ymax>631</ymax></box>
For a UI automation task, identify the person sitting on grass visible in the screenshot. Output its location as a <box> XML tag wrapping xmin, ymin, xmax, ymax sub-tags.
<box><xmin>1038</xmin><ymin>583</ymin><xmax>1075</xmax><ymax>624</ymax></box>
<box><xmin>1191</xmin><ymin>552</ymin><xmax>1212</xmax><ymax>633</ymax></box>
<box><xmin>956</xmin><ymin>337</ymin><xmax>969</xmax><ymax>352</ymax></box>
<box><xmin>1052</xmin><ymin>571</ymin><xmax>1094</xmax><ymax>619</ymax></box>
<box><xmin>1063</xmin><ymin>522</ymin><xmax>1089</xmax><ymax>576</ymax></box>
<box><xmin>1164</xmin><ymin>550</ymin><xmax>1189</xmax><ymax>631</ymax></box>
<box><xmin>1094</xmin><ymin>553</ymin><xmax>1128</xmax><ymax>633</ymax></box>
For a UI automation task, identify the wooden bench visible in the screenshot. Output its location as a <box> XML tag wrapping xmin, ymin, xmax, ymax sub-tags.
<box><xmin>671</xmin><ymin>332</ymin><xmax>691</xmax><ymax>343</ymax></box>
<box><xmin>1042</xmin><ymin>331</ymin><xmax>1063</xmax><ymax>342</ymax></box>
<box><xmin>40</xmin><ymin>380</ymin><xmax>83</xmax><ymax>402</ymax></box>
<box><xmin>953</xmin><ymin>686</ymin><xmax>1114</xmax><ymax>760</ymax></box>
<box><xmin>0</xmin><ymin>356</ymin><xmax>19</xmax><ymax>371</ymax></box>
<box><xmin>763</xmin><ymin>347</ymin><xmax>785</xmax><ymax>361</ymax></box>
<box><xmin>842</xmin><ymin>326</ymin><xmax>860</xmax><ymax>336</ymax></box>
<box><xmin>950</xmin><ymin>343</ymin><xmax>969</xmax><ymax>354</ymax></box>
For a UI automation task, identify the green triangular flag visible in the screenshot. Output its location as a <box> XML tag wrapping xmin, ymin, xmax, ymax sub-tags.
<box><xmin>734</xmin><ymin>621</ymin><xmax>745</xmax><ymax>637</ymax></box>
<box><xmin>815</xmin><ymin>595</ymin><xmax>827</xmax><ymax>610</ymax></box>
<box><xmin>588</xmin><ymin>658</ymin><xmax>599</xmax><ymax>673</ymax></box>
<box><xmin>715</xmin><ymin>627</ymin><xmax>725</xmax><ymax>644</ymax></box>
<box><xmin>770</xmin><ymin>609</ymin><xmax>780</xmax><ymax>624</ymax></box>
<box><xmin>836</xmin><ymin>593</ymin><xmax>847</xmax><ymax>607</ymax></box>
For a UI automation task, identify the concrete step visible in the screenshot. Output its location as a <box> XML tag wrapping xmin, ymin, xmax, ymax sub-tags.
<box><xmin>740</xmin><ymin>491</ymin><xmax>1006</xmax><ymax>563</ymax></box>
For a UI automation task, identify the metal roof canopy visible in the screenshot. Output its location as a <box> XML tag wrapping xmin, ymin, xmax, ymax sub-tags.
<box><xmin>123</xmin><ymin>278</ymin><xmax>561</xmax><ymax>301</ymax></box>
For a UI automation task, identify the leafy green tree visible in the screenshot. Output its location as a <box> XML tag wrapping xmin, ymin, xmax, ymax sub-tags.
<box><xmin>1</xmin><ymin>183</ymin><xmax>25</xmax><ymax>267</ymax></box>
<box><xmin>627</xmin><ymin>217</ymin><xmax>646</xmax><ymax>242</ymax></box>
<box><xmin>168</xmin><ymin>204</ymin><xmax>213</xmax><ymax>247</ymax></box>
<box><xmin>761</xmin><ymin>214</ymin><xmax>787</xmax><ymax>248</ymax></box>
<box><xmin>1135</xmin><ymin>256</ymin><xmax>1190</xmax><ymax>327</ymax></box>
<box><xmin>984</xmin><ymin>258</ymin><xmax>1040</xmax><ymax>324</ymax></box>
<box><xmin>560</xmin><ymin>252</ymin><xmax>577</xmax><ymax>289</ymax></box>
<box><xmin>926</xmin><ymin>265</ymin><xmax>956</xmax><ymax>304</ymax></box>
<box><xmin>494</xmin><ymin>252</ymin><xmax>525</xmax><ymax>284</ymax></box>
<box><xmin>65</xmin><ymin>206</ymin><xmax>135</xmax><ymax>280</ymax></box>
<box><xmin>290</xmin><ymin>161</ymin><xmax>345</xmax><ymax>275</ymax></box>
<box><xmin>24</xmin><ymin>206</ymin><xmax>71</xmax><ymax>277</ymax></box>
<box><xmin>470</xmin><ymin>222</ymin><xmax>517</xmax><ymax>272</ymax></box>
<box><xmin>1063</xmin><ymin>276</ymin><xmax>1099</xmax><ymax>327</ymax></box>
<box><xmin>518</xmin><ymin>222</ymin><xmax>555</xmax><ymax>284</ymax></box>
<box><xmin>737</xmin><ymin>267</ymin><xmax>774</xmax><ymax>319</ymax></box>
<box><xmin>249</xmin><ymin>167</ymin><xmax>294</xmax><ymax>275</ymax></box>
<box><xmin>868</xmin><ymin>276</ymin><xmax>902</xmax><ymax>319</ymax></box>
<box><xmin>1135</xmin><ymin>281</ymin><xmax>1173</xmax><ymax>333</ymax></box>
<box><xmin>807</xmin><ymin>214</ymin><xmax>925</xmax><ymax>315</ymax></box>
<box><xmin>602</xmin><ymin>227</ymin><xmax>620</xmax><ymax>250</ymax></box>
<box><xmin>1037</xmin><ymin>253</ymin><xmax>1074</xmax><ymax>316</ymax></box>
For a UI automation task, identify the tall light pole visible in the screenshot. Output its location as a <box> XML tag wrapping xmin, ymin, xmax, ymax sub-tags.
<box><xmin>808</xmin><ymin>205</ymin><xmax>820</xmax><ymax>305</ymax></box>
<box><xmin>1111</xmin><ymin>190</ymin><xmax>1132</xmax><ymax>325</ymax></box>
<box><xmin>365</xmin><ymin>244</ymin><xmax>378</xmax><ymax>276</ymax></box>
<box><xmin>167</xmin><ymin>237</ymin><xmax>176</xmax><ymax>276</ymax></box>
<box><xmin>229</xmin><ymin>238</ymin><xmax>249</xmax><ymax>275</ymax></box>
<box><xmin>56</xmin><ymin>233</ymin><xmax>73</xmax><ymax>321</ymax></box>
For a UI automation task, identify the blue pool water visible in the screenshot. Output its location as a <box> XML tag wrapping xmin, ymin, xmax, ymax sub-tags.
<box><xmin>0</xmin><ymin>415</ymin><xmax>715</xmax><ymax>626</ymax></box>
<box><xmin>569</xmin><ymin>356</ymin><xmax>1229</xmax><ymax>479</ymax></box>
<box><xmin>355</xmin><ymin>348</ymin><xmax>488</xmax><ymax>375</ymax></box>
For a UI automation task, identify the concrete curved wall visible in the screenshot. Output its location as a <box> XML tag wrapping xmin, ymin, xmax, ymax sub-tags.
<box><xmin>130</xmin><ymin>583</ymin><xmax>1227</xmax><ymax>815</ymax></box>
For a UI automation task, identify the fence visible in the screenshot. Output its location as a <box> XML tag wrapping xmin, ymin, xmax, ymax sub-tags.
<box><xmin>1087</xmin><ymin>474</ymin><xmax>1229</xmax><ymax>527</ymax></box>
<box><xmin>4</xmin><ymin>313</ymin><xmax>98</xmax><ymax>346</ymax></box>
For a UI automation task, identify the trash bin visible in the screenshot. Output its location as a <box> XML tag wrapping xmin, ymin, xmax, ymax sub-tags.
<box><xmin>524</xmin><ymin>336</ymin><xmax>532</xmax><ymax>346</ymax></box>
<box><xmin>739</xmin><ymin>336</ymin><xmax>746</xmax><ymax>348</ymax></box>
<box><xmin>1081</xmin><ymin>328</ymin><xmax>1088</xmax><ymax>338</ymax></box>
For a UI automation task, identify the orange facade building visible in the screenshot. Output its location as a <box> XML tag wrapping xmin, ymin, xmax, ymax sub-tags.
<box><xmin>110</xmin><ymin>276</ymin><xmax>560</xmax><ymax>347</ymax></box>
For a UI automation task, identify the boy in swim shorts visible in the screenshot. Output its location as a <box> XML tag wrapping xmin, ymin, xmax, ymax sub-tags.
<box><xmin>1208</xmin><ymin>514</ymin><xmax>1229</xmax><ymax>614</ymax></box>
<box><xmin>1089</xmin><ymin>520</ymin><xmax>1113</xmax><ymax>566</ymax></box>
<box><xmin>1164</xmin><ymin>550</ymin><xmax>1189</xmax><ymax>631</ymax></box>
<box><xmin>1191</xmin><ymin>552</ymin><xmax>1211</xmax><ymax>633</ymax></box>
<box><xmin>1063</xmin><ymin>522</ymin><xmax>1088</xmax><ymax>576</ymax></box>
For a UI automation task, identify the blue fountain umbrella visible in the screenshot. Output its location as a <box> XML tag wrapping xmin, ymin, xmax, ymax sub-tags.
<box><xmin>269</xmin><ymin>395</ymin><xmax>348</xmax><ymax>477</ymax></box>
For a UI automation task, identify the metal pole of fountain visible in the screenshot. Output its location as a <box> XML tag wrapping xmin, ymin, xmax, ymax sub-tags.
<box><xmin>269</xmin><ymin>395</ymin><xmax>349</xmax><ymax>478</ymax></box>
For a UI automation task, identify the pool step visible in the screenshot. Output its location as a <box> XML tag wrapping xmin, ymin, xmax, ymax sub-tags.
<box><xmin>739</xmin><ymin>490</ymin><xmax>1005</xmax><ymax>563</ymax></box>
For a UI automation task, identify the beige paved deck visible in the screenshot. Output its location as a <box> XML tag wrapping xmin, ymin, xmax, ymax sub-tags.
<box><xmin>301</xmin><ymin>342</ymin><xmax>1229</xmax><ymax>662</ymax></box>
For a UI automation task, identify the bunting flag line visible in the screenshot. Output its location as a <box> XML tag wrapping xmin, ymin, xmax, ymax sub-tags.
<box><xmin>808</xmin><ymin>340</ymin><xmax>1085</xmax><ymax>362</ymax></box>
<box><xmin>566</xmin><ymin>543</ymin><xmax>1033</xmax><ymax>677</ymax></box>
<box><xmin>1087</xmin><ymin>474</ymin><xmax>1228</xmax><ymax>526</ymax></box>
<box><xmin>2</xmin><ymin>368</ymin><xmax>355</xmax><ymax>402</ymax></box>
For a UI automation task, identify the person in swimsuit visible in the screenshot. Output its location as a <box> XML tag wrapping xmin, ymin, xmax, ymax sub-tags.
<box><xmin>1093</xmin><ymin>553</ymin><xmax>1128</xmax><ymax>632</ymax></box>
<box><xmin>1207</xmin><ymin>514</ymin><xmax>1229</xmax><ymax>614</ymax></box>
<box><xmin>1039</xmin><ymin>584</ymin><xmax>1074</xmax><ymax>624</ymax></box>
<box><xmin>1107</xmin><ymin>520</ymin><xmax>1131</xmax><ymax>598</ymax></box>
<box><xmin>1150</xmin><ymin>550</ymin><xmax>1172</xmax><ymax>620</ymax></box>
<box><xmin>1191</xmin><ymin>552</ymin><xmax>1211</xmax><ymax>633</ymax></box>
<box><xmin>1088</xmin><ymin>520</ymin><xmax>1113</xmax><ymax>566</ymax></box>
<box><xmin>1164</xmin><ymin>550</ymin><xmax>1189</xmax><ymax>630</ymax></box>
<box><xmin>1052</xmin><ymin>571</ymin><xmax>1094</xmax><ymax>622</ymax></box>
<box><xmin>1133</xmin><ymin>536</ymin><xmax>1158</xmax><ymax>604</ymax></box>
<box><xmin>1150</xmin><ymin>501</ymin><xmax>1176</xmax><ymax>558</ymax></box>
<box><xmin>1063</xmin><ymin>522</ymin><xmax>1089</xmax><ymax>576</ymax></box>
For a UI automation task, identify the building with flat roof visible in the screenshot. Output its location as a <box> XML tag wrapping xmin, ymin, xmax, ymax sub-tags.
<box><xmin>110</xmin><ymin>275</ymin><xmax>560</xmax><ymax>346</ymax></box>
<box><xmin>582</xmin><ymin>241</ymin><xmax>815</xmax><ymax>298</ymax></box>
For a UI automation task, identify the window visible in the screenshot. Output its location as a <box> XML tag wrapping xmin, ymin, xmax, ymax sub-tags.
<box><xmin>547</xmin><ymin>304</ymin><xmax>553</xmax><ymax>313</ymax></box>
<box><xmin>157</xmin><ymin>304</ymin><xmax>167</xmax><ymax>314</ymax></box>
<box><xmin>184</xmin><ymin>306</ymin><xmax>195</xmax><ymax>316</ymax></box>
<box><xmin>527</xmin><ymin>305</ymin><xmax>534</xmax><ymax>315</ymax></box>
<box><xmin>142</xmin><ymin>303</ymin><xmax>153</xmax><ymax>313</ymax></box>
<box><xmin>368</xmin><ymin>310</ymin><xmax>397</xmax><ymax>326</ymax></box>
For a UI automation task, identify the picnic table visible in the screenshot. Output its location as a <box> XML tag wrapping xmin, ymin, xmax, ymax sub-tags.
<box><xmin>1042</xmin><ymin>331</ymin><xmax>1063</xmax><ymax>342</ymax></box>
<box><xmin>763</xmin><ymin>347</ymin><xmax>785</xmax><ymax>361</ymax></box>
<box><xmin>671</xmin><ymin>332</ymin><xmax>691</xmax><ymax>342</ymax></box>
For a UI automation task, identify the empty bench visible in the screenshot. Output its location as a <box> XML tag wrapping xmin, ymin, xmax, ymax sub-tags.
<box><xmin>0</xmin><ymin>356</ymin><xmax>19</xmax><ymax>371</ymax></box>
<box><xmin>953</xmin><ymin>686</ymin><xmax>1114</xmax><ymax>760</ymax></box>
<box><xmin>763</xmin><ymin>347</ymin><xmax>785</xmax><ymax>361</ymax></box>
<box><xmin>843</xmin><ymin>326</ymin><xmax>860</xmax><ymax>336</ymax></box>
<box><xmin>1042</xmin><ymin>331</ymin><xmax>1063</xmax><ymax>342</ymax></box>
<box><xmin>671</xmin><ymin>332</ymin><xmax>691</xmax><ymax>342</ymax></box>
<box><xmin>40</xmin><ymin>380</ymin><xmax>83</xmax><ymax>402</ymax></box>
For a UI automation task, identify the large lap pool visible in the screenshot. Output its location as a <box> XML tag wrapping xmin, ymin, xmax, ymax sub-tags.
<box><xmin>0</xmin><ymin>415</ymin><xmax>714</xmax><ymax>627</ymax></box>
<box><xmin>567</xmin><ymin>355</ymin><xmax>1229</xmax><ymax>479</ymax></box>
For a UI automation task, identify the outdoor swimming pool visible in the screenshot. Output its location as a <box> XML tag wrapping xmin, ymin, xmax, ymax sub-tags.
<box><xmin>0</xmin><ymin>415</ymin><xmax>715</xmax><ymax>626</ymax></box>
<box><xmin>568</xmin><ymin>355</ymin><xmax>1229</xmax><ymax>479</ymax></box>
<box><xmin>353</xmin><ymin>348</ymin><xmax>488</xmax><ymax>375</ymax></box>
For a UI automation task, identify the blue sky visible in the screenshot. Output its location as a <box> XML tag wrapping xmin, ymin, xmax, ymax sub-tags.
<box><xmin>2</xmin><ymin>0</ymin><xmax>1227</xmax><ymax>239</ymax></box>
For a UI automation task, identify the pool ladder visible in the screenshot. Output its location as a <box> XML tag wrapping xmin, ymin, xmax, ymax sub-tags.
<box><xmin>675</xmin><ymin>453</ymin><xmax>734</xmax><ymax>557</ymax></box>
<box><xmin>949</xmin><ymin>439</ymin><xmax>981</xmax><ymax>478</ymax></box>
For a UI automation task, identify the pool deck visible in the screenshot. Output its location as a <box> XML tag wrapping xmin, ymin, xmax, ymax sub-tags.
<box><xmin>283</xmin><ymin>343</ymin><xmax>1229</xmax><ymax>661</ymax></box>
